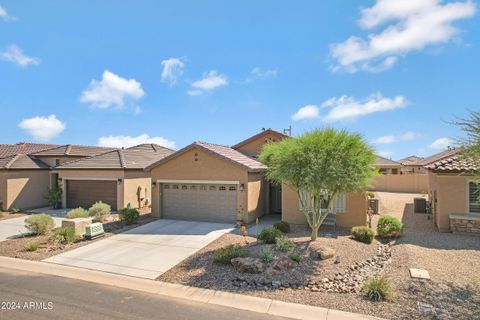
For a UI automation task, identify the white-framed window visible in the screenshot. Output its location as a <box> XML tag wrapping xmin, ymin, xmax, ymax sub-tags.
<box><xmin>219</xmin><ymin>186</ymin><xmax>226</xmax><ymax>191</ymax></box>
<box><xmin>468</xmin><ymin>181</ymin><xmax>480</xmax><ymax>213</ymax></box>
<box><xmin>298</xmin><ymin>190</ymin><xmax>346</xmax><ymax>214</ymax></box>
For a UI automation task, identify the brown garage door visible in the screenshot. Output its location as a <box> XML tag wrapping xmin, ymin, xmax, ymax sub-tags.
<box><xmin>66</xmin><ymin>180</ymin><xmax>117</xmax><ymax>210</ymax></box>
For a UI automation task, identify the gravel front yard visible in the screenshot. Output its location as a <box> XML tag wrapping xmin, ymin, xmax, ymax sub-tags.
<box><xmin>0</xmin><ymin>212</ymin><xmax>26</xmax><ymax>221</ymax></box>
<box><xmin>159</xmin><ymin>192</ymin><xmax>480</xmax><ymax>320</ymax></box>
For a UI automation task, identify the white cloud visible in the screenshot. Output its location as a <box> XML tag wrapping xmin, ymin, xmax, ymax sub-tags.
<box><xmin>0</xmin><ymin>5</ymin><xmax>15</xmax><ymax>21</ymax></box>
<box><xmin>188</xmin><ymin>70</ymin><xmax>228</xmax><ymax>96</ymax></box>
<box><xmin>0</xmin><ymin>45</ymin><xmax>39</xmax><ymax>67</ymax></box>
<box><xmin>428</xmin><ymin>137</ymin><xmax>453</xmax><ymax>149</ymax></box>
<box><xmin>330</xmin><ymin>0</ymin><xmax>476</xmax><ymax>73</ymax></box>
<box><xmin>321</xmin><ymin>93</ymin><xmax>407</xmax><ymax>122</ymax></box>
<box><xmin>161</xmin><ymin>58</ymin><xmax>184</xmax><ymax>85</ymax></box>
<box><xmin>80</xmin><ymin>70</ymin><xmax>145</xmax><ymax>109</ymax></box>
<box><xmin>97</xmin><ymin>134</ymin><xmax>176</xmax><ymax>149</ymax></box>
<box><xmin>18</xmin><ymin>115</ymin><xmax>66</xmax><ymax>142</ymax></box>
<box><xmin>292</xmin><ymin>105</ymin><xmax>320</xmax><ymax>121</ymax></box>
<box><xmin>244</xmin><ymin>67</ymin><xmax>278</xmax><ymax>83</ymax></box>
<box><xmin>373</xmin><ymin>131</ymin><xmax>420</xmax><ymax>144</ymax></box>
<box><xmin>378</xmin><ymin>150</ymin><xmax>394</xmax><ymax>158</ymax></box>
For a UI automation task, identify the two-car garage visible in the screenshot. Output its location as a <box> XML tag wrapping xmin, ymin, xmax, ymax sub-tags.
<box><xmin>66</xmin><ymin>180</ymin><xmax>118</xmax><ymax>211</ymax></box>
<box><xmin>161</xmin><ymin>183</ymin><xmax>237</xmax><ymax>223</ymax></box>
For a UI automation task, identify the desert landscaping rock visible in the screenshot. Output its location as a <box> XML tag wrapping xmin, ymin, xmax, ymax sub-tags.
<box><xmin>231</xmin><ymin>257</ymin><xmax>266</xmax><ymax>273</ymax></box>
<box><xmin>308</xmin><ymin>243</ymin><xmax>335</xmax><ymax>260</ymax></box>
<box><xmin>273</xmin><ymin>257</ymin><xmax>296</xmax><ymax>271</ymax></box>
<box><xmin>409</xmin><ymin>268</ymin><xmax>430</xmax><ymax>280</ymax></box>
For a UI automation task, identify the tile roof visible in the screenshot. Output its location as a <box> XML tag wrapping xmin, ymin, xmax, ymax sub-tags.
<box><xmin>145</xmin><ymin>141</ymin><xmax>267</xmax><ymax>172</ymax></box>
<box><xmin>419</xmin><ymin>148</ymin><xmax>460</xmax><ymax>166</ymax></box>
<box><xmin>55</xmin><ymin>144</ymin><xmax>174</xmax><ymax>170</ymax></box>
<box><xmin>32</xmin><ymin>144</ymin><xmax>116</xmax><ymax>157</ymax></box>
<box><xmin>423</xmin><ymin>148</ymin><xmax>479</xmax><ymax>172</ymax></box>
<box><xmin>398</xmin><ymin>155</ymin><xmax>423</xmax><ymax>166</ymax></box>
<box><xmin>0</xmin><ymin>154</ymin><xmax>50</xmax><ymax>170</ymax></box>
<box><xmin>374</xmin><ymin>155</ymin><xmax>401</xmax><ymax>167</ymax></box>
<box><xmin>0</xmin><ymin>142</ymin><xmax>59</xmax><ymax>158</ymax></box>
<box><xmin>231</xmin><ymin>128</ymin><xmax>289</xmax><ymax>150</ymax></box>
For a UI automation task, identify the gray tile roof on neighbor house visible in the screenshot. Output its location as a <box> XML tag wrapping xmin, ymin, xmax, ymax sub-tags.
<box><xmin>55</xmin><ymin>144</ymin><xmax>174</xmax><ymax>170</ymax></box>
<box><xmin>231</xmin><ymin>128</ymin><xmax>289</xmax><ymax>150</ymax></box>
<box><xmin>374</xmin><ymin>155</ymin><xmax>401</xmax><ymax>167</ymax></box>
<box><xmin>0</xmin><ymin>154</ymin><xmax>50</xmax><ymax>170</ymax></box>
<box><xmin>145</xmin><ymin>141</ymin><xmax>267</xmax><ymax>172</ymax></box>
<box><xmin>31</xmin><ymin>144</ymin><xmax>116</xmax><ymax>157</ymax></box>
<box><xmin>419</xmin><ymin>148</ymin><xmax>460</xmax><ymax>166</ymax></box>
<box><xmin>423</xmin><ymin>148</ymin><xmax>479</xmax><ymax>172</ymax></box>
<box><xmin>398</xmin><ymin>155</ymin><xmax>423</xmax><ymax>166</ymax></box>
<box><xmin>0</xmin><ymin>142</ymin><xmax>60</xmax><ymax>158</ymax></box>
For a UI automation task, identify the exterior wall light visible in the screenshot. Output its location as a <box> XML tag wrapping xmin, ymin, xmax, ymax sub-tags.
<box><xmin>239</xmin><ymin>184</ymin><xmax>245</xmax><ymax>192</ymax></box>
<box><xmin>152</xmin><ymin>181</ymin><xmax>157</xmax><ymax>188</ymax></box>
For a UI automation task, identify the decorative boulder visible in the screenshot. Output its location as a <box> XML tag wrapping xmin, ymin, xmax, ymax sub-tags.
<box><xmin>273</xmin><ymin>257</ymin><xmax>296</xmax><ymax>271</ymax></box>
<box><xmin>231</xmin><ymin>257</ymin><xmax>266</xmax><ymax>273</ymax></box>
<box><xmin>309</xmin><ymin>244</ymin><xmax>335</xmax><ymax>260</ymax></box>
<box><xmin>61</xmin><ymin>217</ymin><xmax>93</xmax><ymax>237</ymax></box>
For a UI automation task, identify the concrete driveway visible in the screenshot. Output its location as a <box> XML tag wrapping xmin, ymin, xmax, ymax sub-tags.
<box><xmin>0</xmin><ymin>216</ymin><xmax>63</xmax><ymax>242</ymax></box>
<box><xmin>44</xmin><ymin>219</ymin><xmax>233</xmax><ymax>279</ymax></box>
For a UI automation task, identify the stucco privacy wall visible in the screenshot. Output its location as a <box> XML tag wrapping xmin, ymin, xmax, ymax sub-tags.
<box><xmin>234</xmin><ymin>131</ymin><xmax>286</xmax><ymax>158</ymax></box>
<box><xmin>0</xmin><ymin>172</ymin><xmax>7</xmax><ymax>210</ymax></box>
<box><xmin>282</xmin><ymin>185</ymin><xmax>367</xmax><ymax>228</ymax></box>
<box><xmin>370</xmin><ymin>174</ymin><xmax>428</xmax><ymax>193</ymax></box>
<box><xmin>247</xmin><ymin>172</ymin><xmax>266</xmax><ymax>223</ymax></box>
<box><xmin>150</xmin><ymin>147</ymin><xmax>250</xmax><ymax>219</ymax></box>
<box><xmin>123</xmin><ymin>175</ymin><xmax>151</xmax><ymax>209</ymax></box>
<box><xmin>2</xmin><ymin>170</ymin><xmax>50</xmax><ymax>210</ymax></box>
<box><xmin>428</xmin><ymin>172</ymin><xmax>470</xmax><ymax>232</ymax></box>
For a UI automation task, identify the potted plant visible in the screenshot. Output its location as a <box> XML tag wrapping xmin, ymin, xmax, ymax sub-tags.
<box><xmin>45</xmin><ymin>187</ymin><xmax>62</xmax><ymax>209</ymax></box>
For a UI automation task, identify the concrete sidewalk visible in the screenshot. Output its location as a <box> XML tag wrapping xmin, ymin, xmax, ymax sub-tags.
<box><xmin>0</xmin><ymin>256</ymin><xmax>384</xmax><ymax>320</ymax></box>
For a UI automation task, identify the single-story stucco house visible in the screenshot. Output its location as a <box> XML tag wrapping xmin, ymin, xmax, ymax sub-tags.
<box><xmin>146</xmin><ymin>129</ymin><xmax>368</xmax><ymax>228</ymax></box>
<box><xmin>54</xmin><ymin>144</ymin><xmax>174</xmax><ymax>211</ymax></box>
<box><xmin>374</xmin><ymin>155</ymin><xmax>401</xmax><ymax>175</ymax></box>
<box><xmin>424</xmin><ymin>148</ymin><xmax>480</xmax><ymax>234</ymax></box>
<box><xmin>398</xmin><ymin>155</ymin><xmax>426</xmax><ymax>174</ymax></box>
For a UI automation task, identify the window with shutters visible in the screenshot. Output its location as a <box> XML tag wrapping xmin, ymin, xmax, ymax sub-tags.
<box><xmin>469</xmin><ymin>182</ymin><xmax>480</xmax><ymax>213</ymax></box>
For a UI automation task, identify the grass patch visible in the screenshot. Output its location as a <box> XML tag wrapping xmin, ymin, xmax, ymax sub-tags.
<box><xmin>213</xmin><ymin>244</ymin><xmax>248</xmax><ymax>264</ymax></box>
<box><xmin>363</xmin><ymin>277</ymin><xmax>394</xmax><ymax>301</ymax></box>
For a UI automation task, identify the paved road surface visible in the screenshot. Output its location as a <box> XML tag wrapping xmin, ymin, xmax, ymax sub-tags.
<box><xmin>0</xmin><ymin>267</ymin><xmax>289</xmax><ymax>320</ymax></box>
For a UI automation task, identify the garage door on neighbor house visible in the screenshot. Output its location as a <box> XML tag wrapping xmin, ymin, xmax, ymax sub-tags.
<box><xmin>161</xmin><ymin>183</ymin><xmax>237</xmax><ymax>222</ymax></box>
<box><xmin>66</xmin><ymin>180</ymin><xmax>117</xmax><ymax>210</ymax></box>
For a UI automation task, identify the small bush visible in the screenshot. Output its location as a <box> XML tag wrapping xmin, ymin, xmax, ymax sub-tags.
<box><xmin>88</xmin><ymin>201</ymin><xmax>111</xmax><ymax>221</ymax></box>
<box><xmin>377</xmin><ymin>215</ymin><xmax>403</xmax><ymax>238</ymax></box>
<box><xmin>275</xmin><ymin>235</ymin><xmax>296</xmax><ymax>252</ymax></box>
<box><xmin>363</xmin><ymin>277</ymin><xmax>393</xmax><ymax>301</ymax></box>
<box><xmin>213</xmin><ymin>244</ymin><xmax>248</xmax><ymax>264</ymax></box>
<box><xmin>52</xmin><ymin>227</ymin><xmax>76</xmax><ymax>244</ymax></box>
<box><xmin>66</xmin><ymin>207</ymin><xmax>89</xmax><ymax>219</ymax></box>
<box><xmin>367</xmin><ymin>192</ymin><xmax>375</xmax><ymax>199</ymax></box>
<box><xmin>273</xmin><ymin>221</ymin><xmax>291</xmax><ymax>233</ymax></box>
<box><xmin>118</xmin><ymin>207</ymin><xmax>140</xmax><ymax>225</ymax></box>
<box><xmin>11</xmin><ymin>207</ymin><xmax>21</xmax><ymax>214</ymax></box>
<box><xmin>24</xmin><ymin>214</ymin><xmax>54</xmax><ymax>235</ymax></box>
<box><xmin>258</xmin><ymin>227</ymin><xmax>283</xmax><ymax>244</ymax></box>
<box><xmin>289</xmin><ymin>252</ymin><xmax>302</xmax><ymax>263</ymax></box>
<box><xmin>260</xmin><ymin>248</ymin><xmax>273</xmax><ymax>263</ymax></box>
<box><xmin>351</xmin><ymin>226</ymin><xmax>374</xmax><ymax>244</ymax></box>
<box><xmin>25</xmin><ymin>242</ymin><xmax>39</xmax><ymax>252</ymax></box>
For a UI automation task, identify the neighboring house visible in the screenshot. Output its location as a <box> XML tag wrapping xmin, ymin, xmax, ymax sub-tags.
<box><xmin>54</xmin><ymin>144</ymin><xmax>174</xmax><ymax>211</ymax></box>
<box><xmin>0</xmin><ymin>142</ymin><xmax>59</xmax><ymax>158</ymax></box>
<box><xmin>424</xmin><ymin>148</ymin><xmax>480</xmax><ymax>233</ymax></box>
<box><xmin>147</xmin><ymin>129</ymin><xmax>368</xmax><ymax>228</ymax></box>
<box><xmin>374</xmin><ymin>155</ymin><xmax>401</xmax><ymax>175</ymax></box>
<box><xmin>399</xmin><ymin>155</ymin><xmax>425</xmax><ymax>174</ymax></box>
<box><xmin>0</xmin><ymin>154</ymin><xmax>51</xmax><ymax>210</ymax></box>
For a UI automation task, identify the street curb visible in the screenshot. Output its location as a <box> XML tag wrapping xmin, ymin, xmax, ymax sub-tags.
<box><xmin>0</xmin><ymin>256</ymin><xmax>384</xmax><ymax>320</ymax></box>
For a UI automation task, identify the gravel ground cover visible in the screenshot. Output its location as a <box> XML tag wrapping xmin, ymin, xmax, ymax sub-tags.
<box><xmin>0</xmin><ymin>212</ymin><xmax>26</xmax><ymax>221</ymax></box>
<box><xmin>159</xmin><ymin>192</ymin><xmax>480</xmax><ymax>319</ymax></box>
<box><xmin>0</xmin><ymin>212</ymin><xmax>156</xmax><ymax>261</ymax></box>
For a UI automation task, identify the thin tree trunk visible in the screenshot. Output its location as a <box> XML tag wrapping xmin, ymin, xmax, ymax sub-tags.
<box><xmin>311</xmin><ymin>225</ymin><xmax>319</xmax><ymax>241</ymax></box>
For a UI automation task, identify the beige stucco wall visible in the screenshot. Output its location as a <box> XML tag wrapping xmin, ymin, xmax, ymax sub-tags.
<box><xmin>35</xmin><ymin>156</ymin><xmax>84</xmax><ymax>167</ymax></box>
<box><xmin>281</xmin><ymin>185</ymin><xmax>367</xmax><ymax>228</ymax></box>
<box><xmin>428</xmin><ymin>171</ymin><xmax>471</xmax><ymax>232</ymax></box>
<box><xmin>0</xmin><ymin>172</ymin><xmax>7</xmax><ymax>210</ymax></box>
<box><xmin>123</xmin><ymin>176</ymin><xmax>151</xmax><ymax>209</ymax></box>
<box><xmin>370</xmin><ymin>174</ymin><xmax>428</xmax><ymax>193</ymax></box>
<box><xmin>149</xmin><ymin>146</ymin><xmax>252</xmax><ymax>219</ymax></box>
<box><xmin>246</xmin><ymin>172</ymin><xmax>267</xmax><ymax>223</ymax></box>
<box><xmin>1</xmin><ymin>170</ymin><xmax>50</xmax><ymax>210</ymax></box>
<box><xmin>235</xmin><ymin>131</ymin><xmax>286</xmax><ymax>157</ymax></box>
<box><xmin>54</xmin><ymin>169</ymin><xmax>148</xmax><ymax>210</ymax></box>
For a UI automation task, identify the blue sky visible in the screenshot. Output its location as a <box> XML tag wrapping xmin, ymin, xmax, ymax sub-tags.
<box><xmin>1</xmin><ymin>0</ymin><xmax>479</xmax><ymax>160</ymax></box>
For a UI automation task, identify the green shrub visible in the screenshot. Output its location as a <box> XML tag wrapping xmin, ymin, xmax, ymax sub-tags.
<box><xmin>351</xmin><ymin>226</ymin><xmax>374</xmax><ymax>244</ymax></box>
<box><xmin>66</xmin><ymin>207</ymin><xmax>89</xmax><ymax>219</ymax></box>
<box><xmin>11</xmin><ymin>207</ymin><xmax>21</xmax><ymax>214</ymax></box>
<box><xmin>377</xmin><ymin>215</ymin><xmax>403</xmax><ymax>238</ymax></box>
<box><xmin>213</xmin><ymin>244</ymin><xmax>248</xmax><ymax>264</ymax></box>
<box><xmin>25</xmin><ymin>241</ymin><xmax>39</xmax><ymax>252</ymax></box>
<box><xmin>275</xmin><ymin>235</ymin><xmax>296</xmax><ymax>252</ymax></box>
<box><xmin>118</xmin><ymin>207</ymin><xmax>140</xmax><ymax>225</ymax></box>
<box><xmin>367</xmin><ymin>192</ymin><xmax>375</xmax><ymax>199</ymax></box>
<box><xmin>44</xmin><ymin>187</ymin><xmax>62</xmax><ymax>206</ymax></box>
<box><xmin>24</xmin><ymin>214</ymin><xmax>54</xmax><ymax>235</ymax></box>
<box><xmin>52</xmin><ymin>227</ymin><xmax>76</xmax><ymax>244</ymax></box>
<box><xmin>363</xmin><ymin>277</ymin><xmax>393</xmax><ymax>301</ymax></box>
<box><xmin>289</xmin><ymin>252</ymin><xmax>302</xmax><ymax>263</ymax></box>
<box><xmin>273</xmin><ymin>221</ymin><xmax>291</xmax><ymax>233</ymax></box>
<box><xmin>260</xmin><ymin>248</ymin><xmax>273</xmax><ymax>263</ymax></box>
<box><xmin>258</xmin><ymin>227</ymin><xmax>283</xmax><ymax>244</ymax></box>
<box><xmin>88</xmin><ymin>201</ymin><xmax>111</xmax><ymax>221</ymax></box>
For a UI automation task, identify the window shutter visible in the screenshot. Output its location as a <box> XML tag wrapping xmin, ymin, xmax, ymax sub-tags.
<box><xmin>333</xmin><ymin>193</ymin><xmax>346</xmax><ymax>213</ymax></box>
